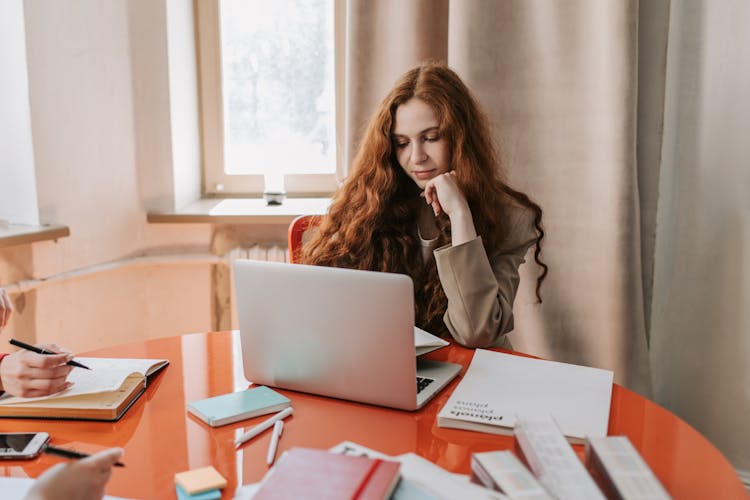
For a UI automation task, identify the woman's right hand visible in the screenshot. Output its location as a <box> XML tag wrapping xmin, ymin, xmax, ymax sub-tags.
<box><xmin>423</xmin><ymin>171</ymin><xmax>469</xmax><ymax>218</ymax></box>
<box><xmin>0</xmin><ymin>344</ymin><xmax>74</xmax><ymax>398</ymax></box>
<box><xmin>423</xmin><ymin>172</ymin><xmax>478</xmax><ymax>246</ymax></box>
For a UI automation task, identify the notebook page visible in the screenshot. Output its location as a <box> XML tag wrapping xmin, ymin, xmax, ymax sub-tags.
<box><xmin>0</xmin><ymin>357</ymin><xmax>165</xmax><ymax>404</ymax></box>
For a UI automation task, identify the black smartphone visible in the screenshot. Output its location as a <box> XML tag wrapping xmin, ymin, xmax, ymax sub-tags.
<box><xmin>0</xmin><ymin>432</ymin><xmax>50</xmax><ymax>460</ymax></box>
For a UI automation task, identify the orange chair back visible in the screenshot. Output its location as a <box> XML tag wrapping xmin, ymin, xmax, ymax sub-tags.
<box><xmin>287</xmin><ymin>215</ymin><xmax>321</xmax><ymax>263</ymax></box>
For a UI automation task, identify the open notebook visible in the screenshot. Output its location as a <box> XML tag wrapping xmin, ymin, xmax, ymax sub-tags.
<box><xmin>0</xmin><ymin>357</ymin><xmax>168</xmax><ymax>421</ymax></box>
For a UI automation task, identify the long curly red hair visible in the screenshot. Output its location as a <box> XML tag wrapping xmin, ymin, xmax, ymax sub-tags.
<box><xmin>301</xmin><ymin>61</ymin><xmax>546</xmax><ymax>336</ymax></box>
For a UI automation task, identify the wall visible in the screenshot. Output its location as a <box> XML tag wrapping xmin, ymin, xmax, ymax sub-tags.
<box><xmin>650</xmin><ymin>0</ymin><xmax>750</xmax><ymax>484</ymax></box>
<box><xmin>0</xmin><ymin>1</ymin><xmax>284</xmax><ymax>355</ymax></box>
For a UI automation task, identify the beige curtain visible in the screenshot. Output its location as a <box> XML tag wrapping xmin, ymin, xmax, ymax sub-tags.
<box><xmin>344</xmin><ymin>0</ymin><xmax>651</xmax><ymax>394</ymax></box>
<box><xmin>648</xmin><ymin>0</ymin><xmax>750</xmax><ymax>484</ymax></box>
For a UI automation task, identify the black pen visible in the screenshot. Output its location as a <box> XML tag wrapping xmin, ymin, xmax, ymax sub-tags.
<box><xmin>8</xmin><ymin>338</ymin><xmax>91</xmax><ymax>370</ymax></box>
<box><xmin>43</xmin><ymin>445</ymin><xmax>125</xmax><ymax>467</ymax></box>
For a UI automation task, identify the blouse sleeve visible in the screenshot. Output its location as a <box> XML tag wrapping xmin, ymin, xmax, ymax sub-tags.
<box><xmin>0</xmin><ymin>352</ymin><xmax>7</xmax><ymax>394</ymax></box>
<box><xmin>433</xmin><ymin>208</ymin><xmax>537</xmax><ymax>348</ymax></box>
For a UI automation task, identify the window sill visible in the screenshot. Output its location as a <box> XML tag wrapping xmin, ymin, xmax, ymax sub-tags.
<box><xmin>146</xmin><ymin>197</ymin><xmax>331</xmax><ymax>224</ymax></box>
<box><xmin>0</xmin><ymin>223</ymin><xmax>70</xmax><ymax>248</ymax></box>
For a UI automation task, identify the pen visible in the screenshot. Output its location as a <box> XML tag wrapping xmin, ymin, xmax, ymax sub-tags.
<box><xmin>9</xmin><ymin>338</ymin><xmax>91</xmax><ymax>370</ymax></box>
<box><xmin>266</xmin><ymin>420</ymin><xmax>283</xmax><ymax>465</ymax></box>
<box><xmin>235</xmin><ymin>406</ymin><xmax>293</xmax><ymax>447</ymax></box>
<box><xmin>43</xmin><ymin>445</ymin><xmax>125</xmax><ymax>467</ymax></box>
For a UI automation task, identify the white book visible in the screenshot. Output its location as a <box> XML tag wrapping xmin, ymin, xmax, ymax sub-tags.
<box><xmin>472</xmin><ymin>451</ymin><xmax>553</xmax><ymax>499</ymax></box>
<box><xmin>437</xmin><ymin>349</ymin><xmax>613</xmax><ymax>441</ymax></box>
<box><xmin>514</xmin><ymin>416</ymin><xmax>605</xmax><ymax>500</ymax></box>
<box><xmin>585</xmin><ymin>436</ymin><xmax>671</xmax><ymax>499</ymax></box>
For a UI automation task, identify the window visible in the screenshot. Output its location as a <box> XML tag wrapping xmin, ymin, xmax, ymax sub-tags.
<box><xmin>196</xmin><ymin>0</ymin><xmax>344</xmax><ymax>197</ymax></box>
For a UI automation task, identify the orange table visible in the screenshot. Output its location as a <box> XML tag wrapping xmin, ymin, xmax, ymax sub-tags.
<box><xmin>0</xmin><ymin>331</ymin><xmax>746</xmax><ymax>499</ymax></box>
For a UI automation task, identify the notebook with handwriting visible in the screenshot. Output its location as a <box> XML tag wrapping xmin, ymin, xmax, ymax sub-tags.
<box><xmin>0</xmin><ymin>357</ymin><xmax>168</xmax><ymax>421</ymax></box>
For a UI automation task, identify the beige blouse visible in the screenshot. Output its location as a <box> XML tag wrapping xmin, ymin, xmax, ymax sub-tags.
<box><xmin>420</xmin><ymin>204</ymin><xmax>538</xmax><ymax>349</ymax></box>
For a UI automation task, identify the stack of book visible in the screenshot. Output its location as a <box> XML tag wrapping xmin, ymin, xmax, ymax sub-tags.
<box><xmin>242</xmin><ymin>433</ymin><xmax>669</xmax><ymax>500</ymax></box>
<box><xmin>435</xmin><ymin>348</ymin><xmax>669</xmax><ymax>499</ymax></box>
<box><xmin>469</xmin><ymin>417</ymin><xmax>671</xmax><ymax>500</ymax></box>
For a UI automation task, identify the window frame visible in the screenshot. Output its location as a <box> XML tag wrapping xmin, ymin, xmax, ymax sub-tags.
<box><xmin>194</xmin><ymin>0</ymin><xmax>345</xmax><ymax>197</ymax></box>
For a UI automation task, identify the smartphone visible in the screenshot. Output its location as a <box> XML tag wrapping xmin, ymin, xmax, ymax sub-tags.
<box><xmin>0</xmin><ymin>432</ymin><xmax>50</xmax><ymax>459</ymax></box>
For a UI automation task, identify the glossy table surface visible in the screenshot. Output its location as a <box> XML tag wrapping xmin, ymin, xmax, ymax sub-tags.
<box><xmin>0</xmin><ymin>331</ymin><xmax>746</xmax><ymax>499</ymax></box>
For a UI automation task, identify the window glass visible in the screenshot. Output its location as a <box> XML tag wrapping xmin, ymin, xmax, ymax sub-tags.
<box><xmin>220</xmin><ymin>0</ymin><xmax>336</xmax><ymax>177</ymax></box>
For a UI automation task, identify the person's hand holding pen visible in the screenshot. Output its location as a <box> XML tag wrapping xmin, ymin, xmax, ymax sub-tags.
<box><xmin>24</xmin><ymin>447</ymin><xmax>124</xmax><ymax>500</ymax></box>
<box><xmin>0</xmin><ymin>341</ymin><xmax>74</xmax><ymax>398</ymax></box>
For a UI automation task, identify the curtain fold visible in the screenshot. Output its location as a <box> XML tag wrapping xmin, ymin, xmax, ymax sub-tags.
<box><xmin>449</xmin><ymin>0</ymin><xmax>651</xmax><ymax>395</ymax></box>
<box><xmin>649</xmin><ymin>0</ymin><xmax>750</xmax><ymax>480</ymax></box>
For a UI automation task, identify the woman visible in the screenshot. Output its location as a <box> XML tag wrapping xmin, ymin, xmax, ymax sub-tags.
<box><xmin>0</xmin><ymin>289</ymin><xmax>73</xmax><ymax>397</ymax></box>
<box><xmin>301</xmin><ymin>61</ymin><xmax>546</xmax><ymax>349</ymax></box>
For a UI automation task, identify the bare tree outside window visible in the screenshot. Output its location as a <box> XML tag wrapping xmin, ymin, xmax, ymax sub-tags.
<box><xmin>220</xmin><ymin>0</ymin><xmax>336</xmax><ymax>177</ymax></box>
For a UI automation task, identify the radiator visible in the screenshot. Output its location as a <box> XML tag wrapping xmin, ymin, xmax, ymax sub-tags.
<box><xmin>228</xmin><ymin>244</ymin><xmax>289</xmax><ymax>263</ymax></box>
<box><xmin>226</xmin><ymin>244</ymin><xmax>288</xmax><ymax>330</ymax></box>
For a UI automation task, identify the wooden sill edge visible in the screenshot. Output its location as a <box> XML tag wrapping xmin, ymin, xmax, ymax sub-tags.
<box><xmin>0</xmin><ymin>224</ymin><xmax>70</xmax><ymax>248</ymax></box>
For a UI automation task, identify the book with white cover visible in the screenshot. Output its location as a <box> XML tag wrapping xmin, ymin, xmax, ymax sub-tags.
<box><xmin>514</xmin><ymin>416</ymin><xmax>605</xmax><ymax>500</ymax></box>
<box><xmin>472</xmin><ymin>451</ymin><xmax>553</xmax><ymax>499</ymax></box>
<box><xmin>437</xmin><ymin>349</ymin><xmax>613</xmax><ymax>441</ymax></box>
<box><xmin>585</xmin><ymin>436</ymin><xmax>671</xmax><ymax>499</ymax></box>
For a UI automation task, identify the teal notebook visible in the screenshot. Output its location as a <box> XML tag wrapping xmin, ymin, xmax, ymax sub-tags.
<box><xmin>187</xmin><ymin>386</ymin><xmax>291</xmax><ymax>427</ymax></box>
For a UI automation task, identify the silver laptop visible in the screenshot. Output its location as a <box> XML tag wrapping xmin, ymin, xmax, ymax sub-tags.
<box><xmin>233</xmin><ymin>259</ymin><xmax>462</xmax><ymax>410</ymax></box>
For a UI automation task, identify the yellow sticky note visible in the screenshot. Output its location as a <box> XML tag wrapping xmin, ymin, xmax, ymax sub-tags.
<box><xmin>174</xmin><ymin>466</ymin><xmax>227</xmax><ymax>495</ymax></box>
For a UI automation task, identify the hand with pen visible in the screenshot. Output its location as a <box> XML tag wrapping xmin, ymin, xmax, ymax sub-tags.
<box><xmin>0</xmin><ymin>289</ymin><xmax>75</xmax><ymax>398</ymax></box>
<box><xmin>23</xmin><ymin>447</ymin><xmax>124</xmax><ymax>500</ymax></box>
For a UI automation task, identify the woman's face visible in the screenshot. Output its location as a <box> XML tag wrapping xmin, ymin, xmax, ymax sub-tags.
<box><xmin>392</xmin><ymin>98</ymin><xmax>450</xmax><ymax>190</ymax></box>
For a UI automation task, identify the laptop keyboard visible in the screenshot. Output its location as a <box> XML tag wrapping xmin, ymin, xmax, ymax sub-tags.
<box><xmin>416</xmin><ymin>377</ymin><xmax>434</xmax><ymax>394</ymax></box>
